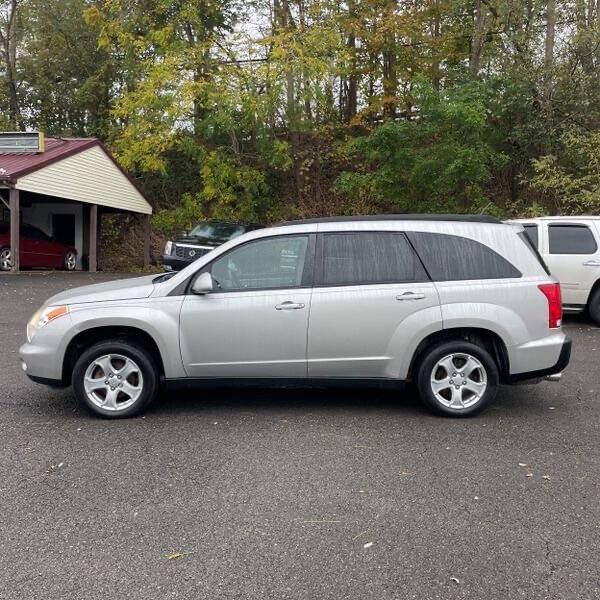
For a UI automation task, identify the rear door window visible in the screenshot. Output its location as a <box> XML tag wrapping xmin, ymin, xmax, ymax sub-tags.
<box><xmin>406</xmin><ymin>232</ymin><xmax>521</xmax><ymax>281</ymax></box>
<box><xmin>548</xmin><ymin>224</ymin><xmax>597</xmax><ymax>255</ymax></box>
<box><xmin>317</xmin><ymin>232</ymin><xmax>428</xmax><ymax>286</ymax></box>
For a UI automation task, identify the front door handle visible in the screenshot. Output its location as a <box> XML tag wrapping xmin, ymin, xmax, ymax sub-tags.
<box><xmin>583</xmin><ymin>260</ymin><xmax>600</xmax><ymax>267</ymax></box>
<box><xmin>396</xmin><ymin>291</ymin><xmax>426</xmax><ymax>301</ymax></box>
<box><xmin>275</xmin><ymin>301</ymin><xmax>305</xmax><ymax>310</ymax></box>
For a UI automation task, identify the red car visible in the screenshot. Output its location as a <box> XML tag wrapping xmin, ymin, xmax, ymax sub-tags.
<box><xmin>0</xmin><ymin>224</ymin><xmax>77</xmax><ymax>271</ymax></box>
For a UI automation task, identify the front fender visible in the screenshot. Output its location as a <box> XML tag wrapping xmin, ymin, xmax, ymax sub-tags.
<box><xmin>67</xmin><ymin>296</ymin><xmax>186</xmax><ymax>378</ymax></box>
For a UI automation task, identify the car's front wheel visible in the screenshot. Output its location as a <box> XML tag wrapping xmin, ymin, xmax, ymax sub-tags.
<box><xmin>416</xmin><ymin>341</ymin><xmax>499</xmax><ymax>417</ymax></box>
<box><xmin>72</xmin><ymin>340</ymin><xmax>159</xmax><ymax>418</ymax></box>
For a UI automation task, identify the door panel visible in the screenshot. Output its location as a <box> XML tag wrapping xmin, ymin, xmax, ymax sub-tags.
<box><xmin>307</xmin><ymin>231</ymin><xmax>440</xmax><ymax>379</ymax></box>
<box><xmin>307</xmin><ymin>282</ymin><xmax>440</xmax><ymax>378</ymax></box>
<box><xmin>179</xmin><ymin>233</ymin><xmax>314</xmax><ymax>377</ymax></box>
<box><xmin>180</xmin><ymin>289</ymin><xmax>311</xmax><ymax>377</ymax></box>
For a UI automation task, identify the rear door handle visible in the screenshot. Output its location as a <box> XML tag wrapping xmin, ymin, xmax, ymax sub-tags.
<box><xmin>583</xmin><ymin>260</ymin><xmax>600</xmax><ymax>267</ymax></box>
<box><xmin>396</xmin><ymin>292</ymin><xmax>426</xmax><ymax>301</ymax></box>
<box><xmin>275</xmin><ymin>301</ymin><xmax>305</xmax><ymax>310</ymax></box>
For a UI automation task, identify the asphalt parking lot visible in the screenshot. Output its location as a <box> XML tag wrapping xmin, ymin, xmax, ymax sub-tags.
<box><xmin>1</xmin><ymin>272</ymin><xmax>599</xmax><ymax>600</ymax></box>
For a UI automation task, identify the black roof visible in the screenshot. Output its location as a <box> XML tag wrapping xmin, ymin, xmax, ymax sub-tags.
<box><xmin>283</xmin><ymin>214</ymin><xmax>501</xmax><ymax>225</ymax></box>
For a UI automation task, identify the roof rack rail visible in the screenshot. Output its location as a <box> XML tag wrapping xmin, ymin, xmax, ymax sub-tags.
<box><xmin>282</xmin><ymin>214</ymin><xmax>501</xmax><ymax>225</ymax></box>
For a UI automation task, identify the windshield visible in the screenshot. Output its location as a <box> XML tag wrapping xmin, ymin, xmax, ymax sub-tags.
<box><xmin>188</xmin><ymin>222</ymin><xmax>249</xmax><ymax>242</ymax></box>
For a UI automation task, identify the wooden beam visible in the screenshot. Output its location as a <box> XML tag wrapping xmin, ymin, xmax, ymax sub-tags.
<box><xmin>89</xmin><ymin>204</ymin><xmax>97</xmax><ymax>272</ymax></box>
<box><xmin>9</xmin><ymin>188</ymin><xmax>19</xmax><ymax>272</ymax></box>
<box><xmin>143</xmin><ymin>214</ymin><xmax>151</xmax><ymax>268</ymax></box>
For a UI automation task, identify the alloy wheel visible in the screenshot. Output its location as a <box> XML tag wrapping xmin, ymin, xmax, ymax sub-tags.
<box><xmin>83</xmin><ymin>354</ymin><xmax>144</xmax><ymax>412</ymax></box>
<box><xmin>65</xmin><ymin>251</ymin><xmax>77</xmax><ymax>270</ymax></box>
<box><xmin>0</xmin><ymin>248</ymin><xmax>12</xmax><ymax>271</ymax></box>
<box><xmin>430</xmin><ymin>353</ymin><xmax>487</xmax><ymax>410</ymax></box>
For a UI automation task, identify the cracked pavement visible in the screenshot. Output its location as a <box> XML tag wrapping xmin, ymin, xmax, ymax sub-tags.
<box><xmin>1</xmin><ymin>272</ymin><xmax>599</xmax><ymax>599</ymax></box>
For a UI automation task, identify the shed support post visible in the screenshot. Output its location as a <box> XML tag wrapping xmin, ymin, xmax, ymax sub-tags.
<box><xmin>9</xmin><ymin>188</ymin><xmax>19</xmax><ymax>272</ymax></box>
<box><xmin>143</xmin><ymin>214</ymin><xmax>151</xmax><ymax>268</ymax></box>
<box><xmin>89</xmin><ymin>204</ymin><xmax>97</xmax><ymax>272</ymax></box>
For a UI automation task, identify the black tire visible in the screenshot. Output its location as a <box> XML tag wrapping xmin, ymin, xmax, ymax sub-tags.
<box><xmin>416</xmin><ymin>340</ymin><xmax>499</xmax><ymax>417</ymax></box>
<box><xmin>587</xmin><ymin>287</ymin><xmax>600</xmax><ymax>326</ymax></box>
<box><xmin>72</xmin><ymin>340</ymin><xmax>159</xmax><ymax>418</ymax></box>
<box><xmin>63</xmin><ymin>250</ymin><xmax>77</xmax><ymax>271</ymax></box>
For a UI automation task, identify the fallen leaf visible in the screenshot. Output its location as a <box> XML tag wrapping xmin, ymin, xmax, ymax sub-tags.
<box><xmin>167</xmin><ymin>551</ymin><xmax>196</xmax><ymax>560</ymax></box>
<box><xmin>542</xmin><ymin>475</ymin><xmax>551</xmax><ymax>480</ymax></box>
<box><xmin>526</xmin><ymin>473</ymin><xmax>534</xmax><ymax>477</ymax></box>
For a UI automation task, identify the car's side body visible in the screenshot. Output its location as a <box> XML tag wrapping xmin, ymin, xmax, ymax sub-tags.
<box><xmin>508</xmin><ymin>216</ymin><xmax>600</xmax><ymax>313</ymax></box>
<box><xmin>0</xmin><ymin>224</ymin><xmax>77</xmax><ymax>270</ymax></box>
<box><xmin>20</xmin><ymin>217</ymin><xmax>569</xmax><ymax>399</ymax></box>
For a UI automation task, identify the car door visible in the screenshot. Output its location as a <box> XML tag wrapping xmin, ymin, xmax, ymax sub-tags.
<box><xmin>541</xmin><ymin>222</ymin><xmax>600</xmax><ymax>306</ymax></box>
<box><xmin>21</xmin><ymin>225</ymin><xmax>59</xmax><ymax>268</ymax></box>
<box><xmin>307</xmin><ymin>231</ymin><xmax>441</xmax><ymax>379</ymax></box>
<box><xmin>179</xmin><ymin>233</ymin><xmax>315</xmax><ymax>377</ymax></box>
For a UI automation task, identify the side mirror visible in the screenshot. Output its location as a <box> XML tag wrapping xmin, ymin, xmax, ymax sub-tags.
<box><xmin>191</xmin><ymin>271</ymin><xmax>214</xmax><ymax>295</ymax></box>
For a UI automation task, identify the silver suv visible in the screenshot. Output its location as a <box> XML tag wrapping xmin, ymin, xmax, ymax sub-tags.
<box><xmin>20</xmin><ymin>215</ymin><xmax>571</xmax><ymax>418</ymax></box>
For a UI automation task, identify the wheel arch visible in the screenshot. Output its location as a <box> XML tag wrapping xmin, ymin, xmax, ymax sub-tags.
<box><xmin>586</xmin><ymin>278</ymin><xmax>600</xmax><ymax>307</ymax></box>
<box><xmin>62</xmin><ymin>325</ymin><xmax>165</xmax><ymax>385</ymax></box>
<box><xmin>407</xmin><ymin>327</ymin><xmax>510</xmax><ymax>383</ymax></box>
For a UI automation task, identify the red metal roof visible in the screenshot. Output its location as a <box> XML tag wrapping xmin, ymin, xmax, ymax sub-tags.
<box><xmin>0</xmin><ymin>137</ymin><xmax>98</xmax><ymax>182</ymax></box>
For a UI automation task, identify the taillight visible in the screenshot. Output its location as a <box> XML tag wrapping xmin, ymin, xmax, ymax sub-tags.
<box><xmin>538</xmin><ymin>283</ymin><xmax>562</xmax><ymax>328</ymax></box>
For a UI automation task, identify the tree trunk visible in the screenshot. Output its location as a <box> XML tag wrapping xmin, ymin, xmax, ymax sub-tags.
<box><xmin>470</xmin><ymin>1</ymin><xmax>487</xmax><ymax>77</ymax></box>
<box><xmin>274</xmin><ymin>0</ymin><xmax>302</xmax><ymax>206</ymax></box>
<box><xmin>0</xmin><ymin>0</ymin><xmax>24</xmax><ymax>130</ymax></box>
<box><xmin>345</xmin><ymin>0</ymin><xmax>357</xmax><ymax>122</ymax></box>
<box><xmin>544</xmin><ymin>0</ymin><xmax>556</xmax><ymax>105</ymax></box>
<box><xmin>431</xmin><ymin>0</ymin><xmax>441</xmax><ymax>90</ymax></box>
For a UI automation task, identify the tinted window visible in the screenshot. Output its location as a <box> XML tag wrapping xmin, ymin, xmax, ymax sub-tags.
<box><xmin>211</xmin><ymin>235</ymin><xmax>308</xmax><ymax>291</ymax></box>
<box><xmin>21</xmin><ymin>225</ymin><xmax>49</xmax><ymax>241</ymax></box>
<box><xmin>188</xmin><ymin>222</ymin><xmax>258</xmax><ymax>243</ymax></box>
<box><xmin>548</xmin><ymin>224</ymin><xmax>597</xmax><ymax>255</ymax></box>
<box><xmin>518</xmin><ymin>232</ymin><xmax>550</xmax><ymax>275</ymax></box>
<box><xmin>522</xmin><ymin>224</ymin><xmax>539</xmax><ymax>248</ymax></box>
<box><xmin>319</xmin><ymin>232</ymin><xmax>428</xmax><ymax>286</ymax></box>
<box><xmin>407</xmin><ymin>232</ymin><xmax>521</xmax><ymax>281</ymax></box>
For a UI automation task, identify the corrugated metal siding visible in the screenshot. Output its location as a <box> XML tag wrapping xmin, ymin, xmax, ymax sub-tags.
<box><xmin>15</xmin><ymin>145</ymin><xmax>152</xmax><ymax>215</ymax></box>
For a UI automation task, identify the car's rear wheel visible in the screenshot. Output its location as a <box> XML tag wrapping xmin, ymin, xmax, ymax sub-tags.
<box><xmin>0</xmin><ymin>247</ymin><xmax>12</xmax><ymax>271</ymax></box>
<box><xmin>416</xmin><ymin>341</ymin><xmax>499</xmax><ymax>417</ymax></box>
<box><xmin>63</xmin><ymin>250</ymin><xmax>77</xmax><ymax>271</ymax></box>
<box><xmin>72</xmin><ymin>340</ymin><xmax>158</xmax><ymax>418</ymax></box>
<box><xmin>587</xmin><ymin>288</ymin><xmax>600</xmax><ymax>326</ymax></box>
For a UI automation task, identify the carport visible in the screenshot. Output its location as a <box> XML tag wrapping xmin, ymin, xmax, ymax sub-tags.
<box><xmin>0</xmin><ymin>132</ymin><xmax>152</xmax><ymax>272</ymax></box>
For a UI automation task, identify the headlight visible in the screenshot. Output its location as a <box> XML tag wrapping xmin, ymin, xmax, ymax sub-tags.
<box><xmin>164</xmin><ymin>241</ymin><xmax>173</xmax><ymax>255</ymax></box>
<box><xmin>27</xmin><ymin>305</ymin><xmax>69</xmax><ymax>342</ymax></box>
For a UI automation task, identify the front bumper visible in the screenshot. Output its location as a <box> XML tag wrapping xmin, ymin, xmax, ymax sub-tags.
<box><xmin>506</xmin><ymin>336</ymin><xmax>572</xmax><ymax>384</ymax></box>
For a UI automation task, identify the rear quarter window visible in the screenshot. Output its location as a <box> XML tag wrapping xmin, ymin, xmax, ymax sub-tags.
<box><xmin>548</xmin><ymin>224</ymin><xmax>597</xmax><ymax>255</ymax></box>
<box><xmin>406</xmin><ymin>231</ymin><xmax>521</xmax><ymax>281</ymax></box>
